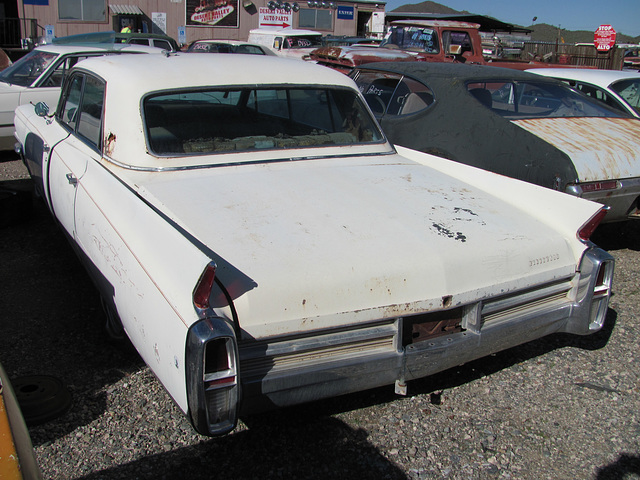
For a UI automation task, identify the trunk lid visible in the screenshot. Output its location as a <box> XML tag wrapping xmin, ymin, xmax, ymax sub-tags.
<box><xmin>124</xmin><ymin>154</ymin><xmax>586</xmax><ymax>337</ymax></box>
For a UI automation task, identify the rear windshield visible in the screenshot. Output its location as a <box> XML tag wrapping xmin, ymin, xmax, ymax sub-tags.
<box><xmin>467</xmin><ymin>80</ymin><xmax>627</xmax><ymax>119</ymax></box>
<box><xmin>144</xmin><ymin>86</ymin><xmax>384</xmax><ymax>155</ymax></box>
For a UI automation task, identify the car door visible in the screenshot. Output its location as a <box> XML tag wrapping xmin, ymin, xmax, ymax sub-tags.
<box><xmin>47</xmin><ymin>72</ymin><xmax>104</xmax><ymax>238</ymax></box>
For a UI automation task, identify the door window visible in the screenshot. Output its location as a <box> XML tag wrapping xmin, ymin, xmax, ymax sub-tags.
<box><xmin>58</xmin><ymin>73</ymin><xmax>105</xmax><ymax>149</ymax></box>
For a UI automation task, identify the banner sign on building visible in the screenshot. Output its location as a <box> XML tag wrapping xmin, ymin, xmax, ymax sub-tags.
<box><xmin>187</xmin><ymin>0</ymin><xmax>239</xmax><ymax>27</ymax></box>
<box><xmin>337</xmin><ymin>6</ymin><xmax>354</xmax><ymax>20</ymax></box>
<box><xmin>259</xmin><ymin>7</ymin><xmax>293</xmax><ymax>29</ymax></box>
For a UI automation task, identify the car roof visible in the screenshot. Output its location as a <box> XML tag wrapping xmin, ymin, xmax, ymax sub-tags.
<box><xmin>526</xmin><ymin>67</ymin><xmax>640</xmax><ymax>88</ymax></box>
<box><xmin>357</xmin><ymin>61</ymin><xmax>560</xmax><ymax>84</ymax></box>
<box><xmin>34</xmin><ymin>43</ymin><xmax>165</xmax><ymax>55</ymax></box>
<box><xmin>77</xmin><ymin>53</ymin><xmax>356</xmax><ymax>97</ymax></box>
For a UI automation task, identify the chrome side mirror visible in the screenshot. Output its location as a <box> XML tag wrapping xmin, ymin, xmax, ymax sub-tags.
<box><xmin>34</xmin><ymin>101</ymin><xmax>50</xmax><ymax>117</ymax></box>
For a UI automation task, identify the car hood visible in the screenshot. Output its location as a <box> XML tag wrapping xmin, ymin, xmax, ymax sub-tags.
<box><xmin>125</xmin><ymin>153</ymin><xmax>588</xmax><ymax>338</ymax></box>
<box><xmin>512</xmin><ymin>117</ymin><xmax>640</xmax><ymax>182</ymax></box>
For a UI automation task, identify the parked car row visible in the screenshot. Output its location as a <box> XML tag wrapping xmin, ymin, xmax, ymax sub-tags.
<box><xmin>11</xmin><ymin>53</ymin><xmax>615</xmax><ymax>439</ymax></box>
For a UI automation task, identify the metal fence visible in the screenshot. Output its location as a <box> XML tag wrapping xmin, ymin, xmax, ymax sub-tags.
<box><xmin>0</xmin><ymin>18</ymin><xmax>39</xmax><ymax>48</ymax></box>
<box><xmin>521</xmin><ymin>41</ymin><xmax>624</xmax><ymax>70</ymax></box>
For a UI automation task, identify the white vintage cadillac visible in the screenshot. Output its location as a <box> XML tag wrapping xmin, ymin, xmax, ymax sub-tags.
<box><xmin>14</xmin><ymin>54</ymin><xmax>614</xmax><ymax>437</ymax></box>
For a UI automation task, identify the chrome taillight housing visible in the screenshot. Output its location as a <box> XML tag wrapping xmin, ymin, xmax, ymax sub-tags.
<box><xmin>186</xmin><ymin>317</ymin><xmax>240</xmax><ymax>436</ymax></box>
<box><xmin>588</xmin><ymin>257</ymin><xmax>614</xmax><ymax>331</ymax></box>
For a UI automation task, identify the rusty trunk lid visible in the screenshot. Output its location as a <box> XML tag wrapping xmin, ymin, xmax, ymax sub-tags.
<box><xmin>512</xmin><ymin>117</ymin><xmax>640</xmax><ymax>182</ymax></box>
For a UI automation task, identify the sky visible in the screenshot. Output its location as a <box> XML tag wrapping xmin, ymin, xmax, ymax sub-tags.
<box><xmin>382</xmin><ymin>0</ymin><xmax>640</xmax><ymax>37</ymax></box>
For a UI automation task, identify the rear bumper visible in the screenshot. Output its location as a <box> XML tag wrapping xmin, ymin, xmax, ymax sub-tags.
<box><xmin>568</xmin><ymin>177</ymin><xmax>640</xmax><ymax>222</ymax></box>
<box><xmin>187</xmin><ymin>246</ymin><xmax>614</xmax><ymax>436</ymax></box>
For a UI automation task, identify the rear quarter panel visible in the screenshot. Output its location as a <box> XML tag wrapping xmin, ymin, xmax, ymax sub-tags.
<box><xmin>72</xmin><ymin>159</ymin><xmax>214</xmax><ymax>412</ymax></box>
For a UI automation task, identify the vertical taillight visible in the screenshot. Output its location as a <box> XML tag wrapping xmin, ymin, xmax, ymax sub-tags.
<box><xmin>578</xmin><ymin>208</ymin><xmax>608</xmax><ymax>242</ymax></box>
<box><xmin>202</xmin><ymin>338</ymin><xmax>239</xmax><ymax>429</ymax></box>
<box><xmin>186</xmin><ymin>317</ymin><xmax>240</xmax><ymax>436</ymax></box>
<box><xmin>588</xmin><ymin>259</ymin><xmax>614</xmax><ymax>331</ymax></box>
<box><xmin>193</xmin><ymin>262</ymin><xmax>217</xmax><ymax>310</ymax></box>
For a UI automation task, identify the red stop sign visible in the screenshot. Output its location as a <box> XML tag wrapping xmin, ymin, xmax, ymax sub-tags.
<box><xmin>594</xmin><ymin>24</ymin><xmax>616</xmax><ymax>52</ymax></box>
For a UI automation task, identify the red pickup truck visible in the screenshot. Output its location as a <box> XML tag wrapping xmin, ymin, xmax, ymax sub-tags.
<box><xmin>310</xmin><ymin>20</ymin><xmax>570</xmax><ymax>74</ymax></box>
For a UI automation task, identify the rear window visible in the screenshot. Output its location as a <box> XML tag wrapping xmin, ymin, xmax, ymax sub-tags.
<box><xmin>144</xmin><ymin>86</ymin><xmax>383</xmax><ymax>155</ymax></box>
<box><xmin>352</xmin><ymin>70</ymin><xmax>435</xmax><ymax>117</ymax></box>
<box><xmin>467</xmin><ymin>80</ymin><xmax>627</xmax><ymax>119</ymax></box>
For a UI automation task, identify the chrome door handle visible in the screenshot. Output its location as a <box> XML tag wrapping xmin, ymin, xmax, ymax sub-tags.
<box><xmin>66</xmin><ymin>173</ymin><xmax>77</xmax><ymax>185</ymax></box>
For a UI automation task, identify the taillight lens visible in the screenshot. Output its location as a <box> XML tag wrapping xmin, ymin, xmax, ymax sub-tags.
<box><xmin>193</xmin><ymin>262</ymin><xmax>217</xmax><ymax>310</ymax></box>
<box><xmin>578</xmin><ymin>208</ymin><xmax>608</xmax><ymax>242</ymax></box>
<box><xmin>580</xmin><ymin>180</ymin><xmax>618</xmax><ymax>193</ymax></box>
<box><xmin>203</xmin><ymin>337</ymin><xmax>238</xmax><ymax>430</ymax></box>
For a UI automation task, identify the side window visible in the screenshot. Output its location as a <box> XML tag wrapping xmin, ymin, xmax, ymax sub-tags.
<box><xmin>443</xmin><ymin>30</ymin><xmax>474</xmax><ymax>55</ymax></box>
<box><xmin>57</xmin><ymin>73</ymin><xmax>105</xmax><ymax>149</ymax></box>
<box><xmin>153</xmin><ymin>39</ymin><xmax>172</xmax><ymax>50</ymax></box>
<box><xmin>389</xmin><ymin>77</ymin><xmax>435</xmax><ymax>116</ymax></box>
<box><xmin>353</xmin><ymin>71</ymin><xmax>402</xmax><ymax>116</ymax></box>
<box><xmin>129</xmin><ymin>38</ymin><xmax>151</xmax><ymax>46</ymax></box>
<box><xmin>58</xmin><ymin>74</ymin><xmax>83</xmax><ymax>130</ymax></box>
<box><xmin>76</xmin><ymin>75</ymin><xmax>105</xmax><ymax>148</ymax></box>
<box><xmin>40</xmin><ymin>55</ymin><xmax>90</xmax><ymax>87</ymax></box>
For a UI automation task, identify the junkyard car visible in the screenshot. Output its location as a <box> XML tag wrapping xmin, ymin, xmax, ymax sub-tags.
<box><xmin>14</xmin><ymin>54</ymin><xmax>614</xmax><ymax>437</ymax></box>
<box><xmin>351</xmin><ymin>62</ymin><xmax>640</xmax><ymax>223</ymax></box>
<box><xmin>528</xmin><ymin>68</ymin><xmax>640</xmax><ymax>118</ymax></box>
<box><xmin>185</xmin><ymin>39</ymin><xmax>276</xmax><ymax>55</ymax></box>
<box><xmin>0</xmin><ymin>43</ymin><xmax>161</xmax><ymax>150</ymax></box>
<box><xmin>51</xmin><ymin>31</ymin><xmax>180</xmax><ymax>52</ymax></box>
<box><xmin>247</xmin><ymin>28</ymin><xmax>322</xmax><ymax>59</ymax></box>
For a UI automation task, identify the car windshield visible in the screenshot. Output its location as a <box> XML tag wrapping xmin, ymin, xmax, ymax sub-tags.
<box><xmin>0</xmin><ymin>50</ymin><xmax>58</xmax><ymax>86</ymax></box>
<box><xmin>609</xmin><ymin>79</ymin><xmax>640</xmax><ymax>115</ymax></box>
<box><xmin>380</xmin><ymin>26</ymin><xmax>440</xmax><ymax>53</ymax></box>
<box><xmin>467</xmin><ymin>80</ymin><xmax>627</xmax><ymax>119</ymax></box>
<box><xmin>144</xmin><ymin>86</ymin><xmax>384</xmax><ymax>156</ymax></box>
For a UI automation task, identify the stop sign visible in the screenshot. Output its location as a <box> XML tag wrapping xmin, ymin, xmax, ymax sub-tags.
<box><xmin>594</xmin><ymin>24</ymin><xmax>617</xmax><ymax>52</ymax></box>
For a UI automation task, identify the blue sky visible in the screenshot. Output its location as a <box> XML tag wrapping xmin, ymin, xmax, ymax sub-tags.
<box><xmin>383</xmin><ymin>0</ymin><xmax>640</xmax><ymax>37</ymax></box>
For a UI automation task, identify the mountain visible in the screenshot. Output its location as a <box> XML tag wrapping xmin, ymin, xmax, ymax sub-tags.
<box><xmin>390</xmin><ymin>1</ymin><xmax>640</xmax><ymax>44</ymax></box>
<box><xmin>391</xmin><ymin>1</ymin><xmax>465</xmax><ymax>14</ymax></box>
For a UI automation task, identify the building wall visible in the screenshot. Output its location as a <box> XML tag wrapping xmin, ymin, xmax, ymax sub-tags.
<box><xmin>19</xmin><ymin>0</ymin><xmax>384</xmax><ymax>46</ymax></box>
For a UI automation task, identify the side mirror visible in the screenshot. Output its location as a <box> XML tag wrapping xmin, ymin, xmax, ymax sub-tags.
<box><xmin>34</xmin><ymin>101</ymin><xmax>50</xmax><ymax>117</ymax></box>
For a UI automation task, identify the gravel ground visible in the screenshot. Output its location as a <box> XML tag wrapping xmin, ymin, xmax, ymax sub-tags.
<box><xmin>1</xmin><ymin>152</ymin><xmax>639</xmax><ymax>480</ymax></box>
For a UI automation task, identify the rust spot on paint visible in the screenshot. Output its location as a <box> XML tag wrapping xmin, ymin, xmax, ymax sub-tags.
<box><xmin>442</xmin><ymin>295</ymin><xmax>453</xmax><ymax>308</ymax></box>
<box><xmin>105</xmin><ymin>132</ymin><xmax>116</xmax><ymax>156</ymax></box>
<box><xmin>432</xmin><ymin>223</ymin><xmax>467</xmax><ymax>242</ymax></box>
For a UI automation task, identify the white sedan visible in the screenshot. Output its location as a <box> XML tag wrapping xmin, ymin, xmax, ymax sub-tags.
<box><xmin>14</xmin><ymin>54</ymin><xmax>614</xmax><ymax>437</ymax></box>
<box><xmin>0</xmin><ymin>43</ymin><xmax>161</xmax><ymax>150</ymax></box>
<box><xmin>528</xmin><ymin>67</ymin><xmax>640</xmax><ymax>118</ymax></box>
